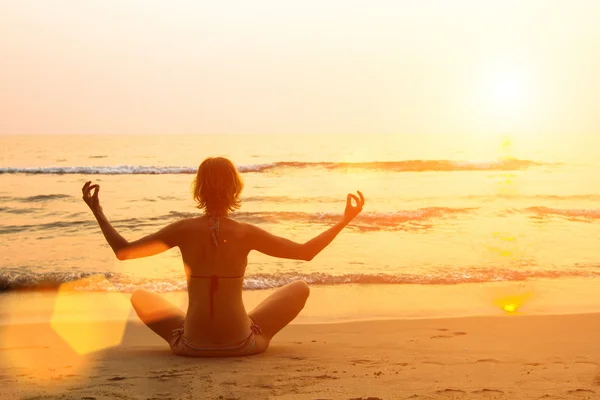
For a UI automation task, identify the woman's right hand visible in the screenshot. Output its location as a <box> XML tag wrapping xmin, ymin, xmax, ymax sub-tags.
<box><xmin>82</xmin><ymin>181</ymin><xmax>103</xmax><ymax>214</ymax></box>
<box><xmin>343</xmin><ymin>191</ymin><xmax>365</xmax><ymax>223</ymax></box>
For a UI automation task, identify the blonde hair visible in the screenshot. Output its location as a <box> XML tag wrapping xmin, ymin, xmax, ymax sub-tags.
<box><xmin>192</xmin><ymin>157</ymin><xmax>243</xmax><ymax>215</ymax></box>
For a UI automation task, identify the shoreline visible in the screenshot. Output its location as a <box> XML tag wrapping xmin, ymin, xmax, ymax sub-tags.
<box><xmin>3</xmin><ymin>277</ymin><xmax>600</xmax><ymax>326</ymax></box>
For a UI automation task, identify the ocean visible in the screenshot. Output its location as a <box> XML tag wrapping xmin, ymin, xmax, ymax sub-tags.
<box><xmin>2</xmin><ymin>133</ymin><xmax>600</xmax><ymax>300</ymax></box>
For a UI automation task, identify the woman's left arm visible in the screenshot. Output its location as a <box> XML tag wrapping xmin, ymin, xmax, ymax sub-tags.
<box><xmin>83</xmin><ymin>181</ymin><xmax>183</xmax><ymax>260</ymax></box>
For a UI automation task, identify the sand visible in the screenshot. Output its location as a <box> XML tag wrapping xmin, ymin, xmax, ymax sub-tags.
<box><xmin>1</xmin><ymin>311</ymin><xmax>600</xmax><ymax>400</ymax></box>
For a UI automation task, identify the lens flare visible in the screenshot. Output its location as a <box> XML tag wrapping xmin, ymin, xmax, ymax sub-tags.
<box><xmin>50</xmin><ymin>275</ymin><xmax>131</xmax><ymax>355</ymax></box>
<box><xmin>503</xmin><ymin>303</ymin><xmax>518</xmax><ymax>313</ymax></box>
<box><xmin>0</xmin><ymin>290</ymin><xmax>90</xmax><ymax>384</ymax></box>
<box><xmin>494</xmin><ymin>293</ymin><xmax>533</xmax><ymax>315</ymax></box>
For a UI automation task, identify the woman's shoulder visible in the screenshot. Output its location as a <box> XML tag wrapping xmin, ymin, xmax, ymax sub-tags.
<box><xmin>174</xmin><ymin>216</ymin><xmax>204</xmax><ymax>232</ymax></box>
<box><xmin>225</xmin><ymin>218</ymin><xmax>253</xmax><ymax>238</ymax></box>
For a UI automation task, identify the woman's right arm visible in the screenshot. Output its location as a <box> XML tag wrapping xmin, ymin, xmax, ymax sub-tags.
<box><xmin>247</xmin><ymin>191</ymin><xmax>364</xmax><ymax>261</ymax></box>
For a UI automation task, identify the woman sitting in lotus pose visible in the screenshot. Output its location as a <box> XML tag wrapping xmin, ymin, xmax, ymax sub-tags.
<box><xmin>82</xmin><ymin>157</ymin><xmax>364</xmax><ymax>357</ymax></box>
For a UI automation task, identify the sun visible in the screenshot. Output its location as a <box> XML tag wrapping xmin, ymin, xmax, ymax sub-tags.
<box><xmin>478</xmin><ymin>60</ymin><xmax>533</xmax><ymax>118</ymax></box>
<box><xmin>490</xmin><ymin>75</ymin><xmax>525</xmax><ymax>107</ymax></box>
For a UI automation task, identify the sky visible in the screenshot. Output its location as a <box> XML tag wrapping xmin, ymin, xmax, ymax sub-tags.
<box><xmin>0</xmin><ymin>0</ymin><xmax>599</xmax><ymax>135</ymax></box>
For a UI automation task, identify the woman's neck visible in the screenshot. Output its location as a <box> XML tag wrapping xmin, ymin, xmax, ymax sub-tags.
<box><xmin>206</xmin><ymin>210</ymin><xmax>228</xmax><ymax>218</ymax></box>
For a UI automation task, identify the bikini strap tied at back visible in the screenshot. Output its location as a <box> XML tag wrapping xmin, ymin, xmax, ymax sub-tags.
<box><xmin>208</xmin><ymin>213</ymin><xmax>220</xmax><ymax>248</ymax></box>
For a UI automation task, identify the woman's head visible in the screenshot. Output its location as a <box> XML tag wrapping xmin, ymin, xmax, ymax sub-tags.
<box><xmin>192</xmin><ymin>157</ymin><xmax>243</xmax><ymax>215</ymax></box>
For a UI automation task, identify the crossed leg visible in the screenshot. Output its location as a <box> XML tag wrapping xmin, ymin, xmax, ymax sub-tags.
<box><xmin>130</xmin><ymin>288</ymin><xmax>185</xmax><ymax>344</ymax></box>
<box><xmin>249</xmin><ymin>280</ymin><xmax>311</xmax><ymax>352</ymax></box>
<box><xmin>130</xmin><ymin>280</ymin><xmax>310</xmax><ymax>354</ymax></box>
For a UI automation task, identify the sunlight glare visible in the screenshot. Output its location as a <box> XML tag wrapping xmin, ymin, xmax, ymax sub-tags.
<box><xmin>503</xmin><ymin>304</ymin><xmax>518</xmax><ymax>313</ymax></box>
<box><xmin>480</xmin><ymin>61</ymin><xmax>532</xmax><ymax>116</ymax></box>
<box><xmin>0</xmin><ymin>291</ymin><xmax>90</xmax><ymax>382</ymax></box>
<box><xmin>50</xmin><ymin>276</ymin><xmax>131</xmax><ymax>355</ymax></box>
<box><xmin>494</xmin><ymin>293</ymin><xmax>533</xmax><ymax>315</ymax></box>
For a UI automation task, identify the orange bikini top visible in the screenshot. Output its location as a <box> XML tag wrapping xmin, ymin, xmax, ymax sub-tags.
<box><xmin>187</xmin><ymin>213</ymin><xmax>243</xmax><ymax>319</ymax></box>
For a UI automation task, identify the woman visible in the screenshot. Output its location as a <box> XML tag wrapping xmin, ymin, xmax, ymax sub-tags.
<box><xmin>82</xmin><ymin>157</ymin><xmax>365</xmax><ymax>357</ymax></box>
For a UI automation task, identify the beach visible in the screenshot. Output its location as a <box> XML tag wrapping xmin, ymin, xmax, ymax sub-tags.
<box><xmin>1</xmin><ymin>311</ymin><xmax>600</xmax><ymax>399</ymax></box>
<box><xmin>2</xmin><ymin>282</ymin><xmax>600</xmax><ymax>399</ymax></box>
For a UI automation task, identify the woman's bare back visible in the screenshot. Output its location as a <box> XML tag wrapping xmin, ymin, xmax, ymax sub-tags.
<box><xmin>177</xmin><ymin>216</ymin><xmax>254</xmax><ymax>344</ymax></box>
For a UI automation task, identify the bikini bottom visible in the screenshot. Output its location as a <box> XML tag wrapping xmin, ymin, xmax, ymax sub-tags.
<box><xmin>170</xmin><ymin>319</ymin><xmax>262</xmax><ymax>357</ymax></box>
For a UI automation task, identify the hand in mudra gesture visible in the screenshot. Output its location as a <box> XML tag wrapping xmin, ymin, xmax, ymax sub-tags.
<box><xmin>82</xmin><ymin>181</ymin><xmax>102</xmax><ymax>214</ymax></box>
<box><xmin>343</xmin><ymin>191</ymin><xmax>365</xmax><ymax>223</ymax></box>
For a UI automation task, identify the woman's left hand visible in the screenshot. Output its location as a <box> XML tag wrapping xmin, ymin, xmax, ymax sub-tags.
<box><xmin>82</xmin><ymin>181</ymin><xmax>102</xmax><ymax>214</ymax></box>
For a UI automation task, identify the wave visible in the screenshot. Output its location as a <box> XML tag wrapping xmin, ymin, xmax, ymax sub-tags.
<box><xmin>0</xmin><ymin>165</ymin><xmax>198</xmax><ymax>175</ymax></box>
<box><xmin>0</xmin><ymin>208</ymin><xmax>35</xmax><ymax>215</ymax></box>
<box><xmin>0</xmin><ymin>194</ymin><xmax>73</xmax><ymax>203</ymax></box>
<box><xmin>26</xmin><ymin>194</ymin><xmax>72</xmax><ymax>202</ymax></box>
<box><xmin>524</xmin><ymin>206</ymin><xmax>600</xmax><ymax>221</ymax></box>
<box><xmin>243</xmin><ymin>195</ymin><xmax>339</xmax><ymax>203</ymax></box>
<box><xmin>248</xmin><ymin>159</ymin><xmax>544</xmax><ymax>173</ymax></box>
<box><xmin>529</xmin><ymin>194</ymin><xmax>600</xmax><ymax>201</ymax></box>
<box><xmin>0</xmin><ymin>219</ymin><xmax>97</xmax><ymax>235</ymax></box>
<box><xmin>2</xmin><ymin>267</ymin><xmax>600</xmax><ymax>292</ymax></box>
<box><xmin>229</xmin><ymin>208</ymin><xmax>474</xmax><ymax>226</ymax></box>
<box><xmin>464</xmin><ymin>194</ymin><xmax>600</xmax><ymax>202</ymax></box>
<box><xmin>0</xmin><ymin>159</ymin><xmax>545</xmax><ymax>175</ymax></box>
<box><xmin>5</xmin><ymin>204</ymin><xmax>599</xmax><ymax>236</ymax></box>
<box><xmin>0</xmin><ymin>208</ymin><xmax>475</xmax><ymax>235</ymax></box>
<box><xmin>2</xmin><ymin>192</ymin><xmax>598</xmax><ymax>210</ymax></box>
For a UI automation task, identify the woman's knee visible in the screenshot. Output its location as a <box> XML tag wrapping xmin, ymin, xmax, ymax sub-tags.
<box><xmin>130</xmin><ymin>288</ymin><xmax>156</xmax><ymax>316</ymax></box>
<box><xmin>291</xmin><ymin>280</ymin><xmax>310</xmax><ymax>304</ymax></box>
<box><xmin>130</xmin><ymin>288</ymin><xmax>149</xmax><ymax>305</ymax></box>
